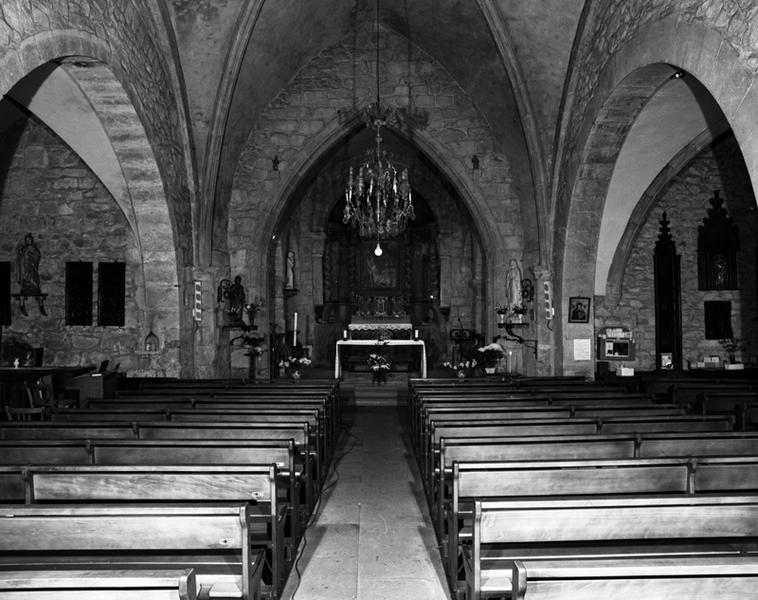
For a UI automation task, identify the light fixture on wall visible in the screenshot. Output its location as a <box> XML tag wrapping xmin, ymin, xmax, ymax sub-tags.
<box><xmin>343</xmin><ymin>0</ymin><xmax>415</xmax><ymax>245</ymax></box>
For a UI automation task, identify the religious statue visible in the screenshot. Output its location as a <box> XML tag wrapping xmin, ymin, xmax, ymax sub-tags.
<box><xmin>285</xmin><ymin>250</ymin><xmax>296</xmax><ymax>290</ymax></box>
<box><xmin>228</xmin><ymin>275</ymin><xmax>246</xmax><ymax>325</ymax></box>
<box><xmin>505</xmin><ymin>259</ymin><xmax>523</xmax><ymax>314</ymax></box>
<box><xmin>16</xmin><ymin>233</ymin><xmax>41</xmax><ymax>294</ymax></box>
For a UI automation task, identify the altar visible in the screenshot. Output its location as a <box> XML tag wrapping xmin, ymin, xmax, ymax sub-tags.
<box><xmin>334</xmin><ymin>339</ymin><xmax>427</xmax><ymax>379</ymax></box>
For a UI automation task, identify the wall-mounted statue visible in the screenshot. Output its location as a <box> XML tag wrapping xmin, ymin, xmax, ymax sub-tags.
<box><xmin>16</xmin><ymin>233</ymin><xmax>41</xmax><ymax>295</ymax></box>
<box><xmin>505</xmin><ymin>259</ymin><xmax>523</xmax><ymax>314</ymax></box>
<box><xmin>285</xmin><ymin>250</ymin><xmax>296</xmax><ymax>290</ymax></box>
<box><xmin>228</xmin><ymin>275</ymin><xmax>246</xmax><ymax>326</ymax></box>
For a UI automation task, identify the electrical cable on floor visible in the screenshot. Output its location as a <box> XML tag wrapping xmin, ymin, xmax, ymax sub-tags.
<box><xmin>289</xmin><ymin>419</ymin><xmax>361</xmax><ymax>600</ymax></box>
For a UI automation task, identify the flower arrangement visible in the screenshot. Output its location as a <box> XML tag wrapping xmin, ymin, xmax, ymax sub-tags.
<box><xmin>279</xmin><ymin>356</ymin><xmax>312</xmax><ymax>378</ymax></box>
<box><xmin>279</xmin><ymin>356</ymin><xmax>312</xmax><ymax>370</ymax></box>
<box><xmin>719</xmin><ymin>338</ymin><xmax>747</xmax><ymax>363</ymax></box>
<box><xmin>443</xmin><ymin>359</ymin><xmax>478</xmax><ymax>378</ymax></box>
<box><xmin>367</xmin><ymin>352</ymin><xmax>391</xmax><ymax>372</ymax></box>
<box><xmin>477</xmin><ymin>342</ymin><xmax>505</xmax><ymax>366</ymax></box>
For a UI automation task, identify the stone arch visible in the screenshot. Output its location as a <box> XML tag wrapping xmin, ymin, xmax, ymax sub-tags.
<box><xmin>229</xmin><ymin>25</ymin><xmax>522</xmax><ymax>352</ymax></box>
<box><xmin>605</xmin><ymin>119</ymin><xmax>731</xmax><ymax>306</ymax></box>
<box><xmin>558</xmin><ymin>16</ymin><xmax>755</xmax><ymax>376</ymax></box>
<box><xmin>0</xmin><ymin>30</ymin><xmax>181</xmax><ymax>373</ymax></box>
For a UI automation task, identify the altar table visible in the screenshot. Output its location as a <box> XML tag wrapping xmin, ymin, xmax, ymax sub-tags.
<box><xmin>334</xmin><ymin>339</ymin><xmax>427</xmax><ymax>379</ymax></box>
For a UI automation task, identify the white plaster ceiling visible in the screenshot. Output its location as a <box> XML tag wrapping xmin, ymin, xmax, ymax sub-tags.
<box><xmin>595</xmin><ymin>76</ymin><xmax>728</xmax><ymax>295</ymax></box>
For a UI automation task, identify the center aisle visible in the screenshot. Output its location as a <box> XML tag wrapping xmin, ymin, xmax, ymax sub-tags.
<box><xmin>280</xmin><ymin>404</ymin><xmax>452</xmax><ymax>600</ymax></box>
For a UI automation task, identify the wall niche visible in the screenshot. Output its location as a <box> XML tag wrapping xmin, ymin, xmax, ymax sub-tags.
<box><xmin>698</xmin><ymin>190</ymin><xmax>739</xmax><ymax>290</ymax></box>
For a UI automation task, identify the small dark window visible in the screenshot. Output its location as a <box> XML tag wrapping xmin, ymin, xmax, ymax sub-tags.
<box><xmin>98</xmin><ymin>262</ymin><xmax>125</xmax><ymax>326</ymax></box>
<box><xmin>0</xmin><ymin>262</ymin><xmax>10</xmax><ymax>326</ymax></box>
<box><xmin>704</xmin><ymin>300</ymin><xmax>733</xmax><ymax>339</ymax></box>
<box><xmin>65</xmin><ymin>262</ymin><xmax>93</xmax><ymax>325</ymax></box>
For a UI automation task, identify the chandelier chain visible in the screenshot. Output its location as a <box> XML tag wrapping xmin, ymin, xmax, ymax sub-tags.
<box><xmin>343</xmin><ymin>0</ymin><xmax>415</xmax><ymax>240</ymax></box>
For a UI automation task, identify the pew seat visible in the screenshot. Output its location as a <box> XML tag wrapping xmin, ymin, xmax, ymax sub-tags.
<box><xmin>0</xmin><ymin>568</ymin><xmax>198</xmax><ymax>600</ymax></box>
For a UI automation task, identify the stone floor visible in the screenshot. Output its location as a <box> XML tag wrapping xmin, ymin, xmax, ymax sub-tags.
<box><xmin>279</xmin><ymin>403</ymin><xmax>452</xmax><ymax>600</ymax></box>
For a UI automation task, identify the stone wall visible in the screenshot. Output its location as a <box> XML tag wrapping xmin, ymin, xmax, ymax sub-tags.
<box><xmin>228</xmin><ymin>23</ymin><xmax>518</xmax><ymax>377</ymax></box>
<box><xmin>0</xmin><ymin>111</ymin><xmax>148</xmax><ymax>372</ymax></box>
<box><xmin>596</xmin><ymin>135</ymin><xmax>758</xmax><ymax>370</ymax></box>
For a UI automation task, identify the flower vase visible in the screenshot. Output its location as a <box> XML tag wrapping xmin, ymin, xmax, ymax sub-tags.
<box><xmin>291</xmin><ymin>370</ymin><xmax>301</xmax><ymax>380</ymax></box>
<box><xmin>484</xmin><ymin>366</ymin><xmax>496</xmax><ymax>375</ymax></box>
<box><xmin>457</xmin><ymin>370</ymin><xmax>466</xmax><ymax>379</ymax></box>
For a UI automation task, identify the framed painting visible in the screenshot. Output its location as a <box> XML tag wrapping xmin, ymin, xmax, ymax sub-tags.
<box><xmin>359</xmin><ymin>240</ymin><xmax>402</xmax><ymax>295</ymax></box>
<box><xmin>568</xmin><ymin>296</ymin><xmax>590</xmax><ymax>323</ymax></box>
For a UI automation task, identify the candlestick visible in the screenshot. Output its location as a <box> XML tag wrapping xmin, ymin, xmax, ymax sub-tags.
<box><xmin>293</xmin><ymin>312</ymin><xmax>298</xmax><ymax>347</ymax></box>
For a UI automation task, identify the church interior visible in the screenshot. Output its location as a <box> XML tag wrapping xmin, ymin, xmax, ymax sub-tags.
<box><xmin>3</xmin><ymin>1</ymin><xmax>758</xmax><ymax>599</ymax></box>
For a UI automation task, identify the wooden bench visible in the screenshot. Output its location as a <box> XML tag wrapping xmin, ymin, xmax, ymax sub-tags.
<box><xmin>0</xmin><ymin>568</ymin><xmax>199</xmax><ymax>600</ymax></box>
<box><xmin>6</xmin><ymin>464</ymin><xmax>287</xmax><ymax>598</ymax></box>
<box><xmin>448</xmin><ymin>456</ymin><xmax>758</xmax><ymax>592</ymax></box>
<box><xmin>0</xmin><ymin>503</ymin><xmax>265</xmax><ymax>600</ymax></box>
<box><xmin>49</xmin><ymin>408</ymin><xmax>328</xmax><ymax>484</ymax></box>
<box><xmin>425</xmin><ymin>415</ymin><xmax>734</xmax><ymax>484</ymax></box>
<box><xmin>434</xmin><ymin>431</ymin><xmax>758</xmax><ymax>532</ymax></box>
<box><xmin>466</xmin><ymin>494</ymin><xmax>758</xmax><ymax>600</ymax></box>
<box><xmin>510</xmin><ymin>555</ymin><xmax>758</xmax><ymax>600</ymax></box>
<box><xmin>0</xmin><ymin>438</ymin><xmax>305</xmax><ymax>549</ymax></box>
<box><xmin>417</xmin><ymin>404</ymin><xmax>684</xmax><ymax>456</ymax></box>
<box><xmin>0</xmin><ymin>420</ymin><xmax>319</xmax><ymax>509</ymax></box>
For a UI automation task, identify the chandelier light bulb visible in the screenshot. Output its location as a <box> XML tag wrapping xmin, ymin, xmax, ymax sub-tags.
<box><xmin>374</xmin><ymin>242</ymin><xmax>383</xmax><ymax>257</ymax></box>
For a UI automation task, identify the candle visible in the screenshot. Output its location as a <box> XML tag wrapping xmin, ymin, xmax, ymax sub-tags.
<box><xmin>293</xmin><ymin>312</ymin><xmax>298</xmax><ymax>347</ymax></box>
<box><xmin>343</xmin><ymin>330</ymin><xmax>347</xmax><ymax>340</ymax></box>
<box><xmin>509</xmin><ymin>350</ymin><xmax>513</xmax><ymax>374</ymax></box>
<box><xmin>414</xmin><ymin>329</ymin><xmax>419</xmax><ymax>340</ymax></box>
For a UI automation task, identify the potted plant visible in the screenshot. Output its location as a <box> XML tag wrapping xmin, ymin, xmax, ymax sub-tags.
<box><xmin>477</xmin><ymin>342</ymin><xmax>505</xmax><ymax>374</ymax></box>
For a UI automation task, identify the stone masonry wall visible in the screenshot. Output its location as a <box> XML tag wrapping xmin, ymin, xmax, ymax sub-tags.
<box><xmin>229</xmin><ymin>23</ymin><xmax>519</xmax><ymax>373</ymax></box>
<box><xmin>0</xmin><ymin>112</ymin><xmax>147</xmax><ymax>372</ymax></box>
<box><xmin>596</xmin><ymin>135</ymin><xmax>758</xmax><ymax>370</ymax></box>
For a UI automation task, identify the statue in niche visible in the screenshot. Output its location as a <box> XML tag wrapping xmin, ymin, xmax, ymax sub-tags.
<box><xmin>228</xmin><ymin>275</ymin><xmax>246</xmax><ymax>325</ymax></box>
<box><xmin>505</xmin><ymin>259</ymin><xmax>523</xmax><ymax>314</ymax></box>
<box><xmin>16</xmin><ymin>233</ymin><xmax>41</xmax><ymax>294</ymax></box>
<box><xmin>285</xmin><ymin>250</ymin><xmax>296</xmax><ymax>290</ymax></box>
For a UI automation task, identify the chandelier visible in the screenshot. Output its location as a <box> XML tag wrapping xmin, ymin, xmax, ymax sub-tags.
<box><xmin>343</xmin><ymin>0</ymin><xmax>415</xmax><ymax>242</ymax></box>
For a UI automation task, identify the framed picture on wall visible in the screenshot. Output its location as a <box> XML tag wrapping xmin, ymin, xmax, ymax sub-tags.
<box><xmin>568</xmin><ymin>296</ymin><xmax>590</xmax><ymax>323</ymax></box>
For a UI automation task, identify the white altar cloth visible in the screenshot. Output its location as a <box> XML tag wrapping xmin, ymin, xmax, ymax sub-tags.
<box><xmin>334</xmin><ymin>339</ymin><xmax>427</xmax><ymax>379</ymax></box>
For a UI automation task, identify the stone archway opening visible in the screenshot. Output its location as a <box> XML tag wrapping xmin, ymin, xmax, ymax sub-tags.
<box><xmin>0</xmin><ymin>57</ymin><xmax>179</xmax><ymax>375</ymax></box>
<box><xmin>263</xmin><ymin>122</ymin><xmax>486</xmax><ymax>377</ymax></box>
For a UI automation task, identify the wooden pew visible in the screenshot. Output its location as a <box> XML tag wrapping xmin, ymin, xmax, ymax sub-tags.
<box><xmin>48</xmin><ymin>408</ymin><xmax>328</xmax><ymax>484</ymax></box>
<box><xmin>417</xmin><ymin>404</ymin><xmax>685</xmax><ymax>456</ymax></box>
<box><xmin>0</xmin><ymin>438</ymin><xmax>304</xmax><ymax>547</ymax></box>
<box><xmin>510</xmin><ymin>556</ymin><xmax>758</xmax><ymax>600</ymax></box>
<box><xmin>447</xmin><ymin>456</ymin><xmax>758</xmax><ymax>592</ymax></box>
<box><xmin>425</xmin><ymin>414</ymin><xmax>734</xmax><ymax>484</ymax></box>
<box><xmin>88</xmin><ymin>396</ymin><xmax>337</xmax><ymax>458</ymax></box>
<box><xmin>466</xmin><ymin>494</ymin><xmax>758</xmax><ymax>600</ymax></box>
<box><xmin>0</xmin><ymin>420</ymin><xmax>319</xmax><ymax>507</ymax></box>
<box><xmin>434</xmin><ymin>431</ymin><xmax>758</xmax><ymax>533</ymax></box>
<box><xmin>12</xmin><ymin>464</ymin><xmax>287</xmax><ymax>598</ymax></box>
<box><xmin>0</xmin><ymin>568</ymin><xmax>199</xmax><ymax>600</ymax></box>
<box><xmin>0</xmin><ymin>503</ymin><xmax>265</xmax><ymax>600</ymax></box>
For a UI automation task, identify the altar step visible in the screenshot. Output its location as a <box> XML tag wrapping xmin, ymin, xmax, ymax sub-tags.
<box><xmin>339</xmin><ymin>372</ymin><xmax>409</xmax><ymax>406</ymax></box>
